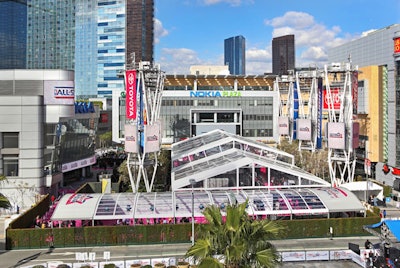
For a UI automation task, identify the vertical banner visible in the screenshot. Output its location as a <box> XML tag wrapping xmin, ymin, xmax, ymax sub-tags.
<box><xmin>352</xmin><ymin>122</ymin><xmax>360</xmax><ymax>148</ymax></box>
<box><xmin>144</xmin><ymin>122</ymin><xmax>161</xmax><ymax>153</ymax></box>
<box><xmin>297</xmin><ymin>118</ymin><xmax>312</xmax><ymax>141</ymax></box>
<box><xmin>364</xmin><ymin>158</ymin><xmax>371</xmax><ymax>176</ymax></box>
<box><xmin>327</xmin><ymin>122</ymin><xmax>346</xmax><ymax>149</ymax></box>
<box><xmin>278</xmin><ymin>117</ymin><xmax>289</xmax><ymax>135</ymax></box>
<box><xmin>352</xmin><ymin>71</ymin><xmax>358</xmax><ymax>115</ymax></box>
<box><xmin>293</xmin><ymin>83</ymin><xmax>299</xmax><ymax>140</ymax></box>
<box><xmin>317</xmin><ymin>78</ymin><xmax>323</xmax><ymax>149</ymax></box>
<box><xmin>125</xmin><ymin>124</ymin><xmax>138</xmax><ymax>153</ymax></box>
<box><xmin>125</xmin><ymin>70</ymin><xmax>137</xmax><ymax>119</ymax></box>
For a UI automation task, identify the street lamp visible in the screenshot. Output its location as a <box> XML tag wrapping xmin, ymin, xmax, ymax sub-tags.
<box><xmin>189</xmin><ymin>179</ymin><xmax>196</xmax><ymax>245</ymax></box>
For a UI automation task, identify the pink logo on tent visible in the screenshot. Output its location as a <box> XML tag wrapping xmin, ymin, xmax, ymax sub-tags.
<box><xmin>66</xmin><ymin>193</ymin><xmax>93</xmax><ymax>205</ymax></box>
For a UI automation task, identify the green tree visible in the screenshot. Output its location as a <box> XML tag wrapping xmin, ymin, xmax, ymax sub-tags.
<box><xmin>98</xmin><ymin>131</ymin><xmax>112</xmax><ymax>148</ymax></box>
<box><xmin>277</xmin><ymin>139</ymin><xmax>329</xmax><ymax>182</ymax></box>
<box><xmin>186</xmin><ymin>201</ymin><xmax>284</xmax><ymax>268</ymax></box>
<box><xmin>0</xmin><ymin>174</ymin><xmax>11</xmax><ymax>209</ymax></box>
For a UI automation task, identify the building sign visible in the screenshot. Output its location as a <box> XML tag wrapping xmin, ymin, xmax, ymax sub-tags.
<box><xmin>75</xmin><ymin>102</ymin><xmax>95</xmax><ymax>113</ymax></box>
<box><xmin>394</xmin><ymin>37</ymin><xmax>400</xmax><ymax>54</ymax></box>
<box><xmin>44</xmin><ymin>80</ymin><xmax>75</xmax><ymax>105</ymax></box>
<box><xmin>62</xmin><ymin>155</ymin><xmax>96</xmax><ymax>173</ymax></box>
<box><xmin>190</xmin><ymin>91</ymin><xmax>241</xmax><ymax>98</ymax></box>
<box><xmin>125</xmin><ymin>70</ymin><xmax>137</xmax><ymax>119</ymax></box>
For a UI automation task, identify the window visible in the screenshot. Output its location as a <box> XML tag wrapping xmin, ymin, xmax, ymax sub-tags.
<box><xmin>3</xmin><ymin>132</ymin><xmax>19</xmax><ymax>148</ymax></box>
<box><xmin>3</xmin><ymin>155</ymin><xmax>18</xmax><ymax>177</ymax></box>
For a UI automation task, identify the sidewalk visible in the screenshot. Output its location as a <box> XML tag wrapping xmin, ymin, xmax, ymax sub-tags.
<box><xmin>0</xmin><ymin>236</ymin><xmax>378</xmax><ymax>268</ymax></box>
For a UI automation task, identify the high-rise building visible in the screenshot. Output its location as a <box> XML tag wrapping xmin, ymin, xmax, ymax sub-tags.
<box><xmin>75</xmin><ymin>0</ymin><xmax>154</xmax><ymax>98</ymax></box>
<box><xmin>224</xmin><ymin>35</ymin><xmax>246</xmax><ymax>75</ymax></box>
<box><xmin>272</xmin><ymin>35</ymin><xmax>295</xmax><ymax>75</ymax></box>
<box><xmin>26</xmin><ymin>0</ymin><xmax>75</xmax><ymax>70</ymax></box>
<box><xmin>0</xmin><ymin>0</ymin><xmax>27</xmax><ymax>69</ymax></box>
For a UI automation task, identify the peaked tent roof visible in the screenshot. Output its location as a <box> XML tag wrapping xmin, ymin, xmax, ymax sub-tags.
<box><xmin>171</xmin><ymin>129</ymin><xmax>330</xmax><ymax>190</ymax></box>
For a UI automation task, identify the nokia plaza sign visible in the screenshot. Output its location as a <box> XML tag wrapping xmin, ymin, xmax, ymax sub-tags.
<box><xmin>190</xmin><ymin>91</ymin><xmax>241</xmax><ymax>97</ymax></box>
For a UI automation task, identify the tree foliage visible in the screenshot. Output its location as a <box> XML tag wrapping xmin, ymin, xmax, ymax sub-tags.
<box><xmin>186</xmin><ymin>201</ymin><xmax>284</xmax><ymax>268</ymax></box>
<box><xmin>0</xmin><ymin>174</ymin><xmax>11</xmax><ymax>209</ymax></box>
<box><xmin>277</xmin><ymin>139</ymin><xmax>330</xmax><ymax>181</ymax></box>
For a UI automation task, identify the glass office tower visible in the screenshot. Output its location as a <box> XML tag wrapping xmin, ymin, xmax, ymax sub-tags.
<box><xmin>224</xmin><ymin>35</ymin><xmax>246</xmax><ymax>75</ymax></box>
<box><xmin>75</xmin><ymin>0</ymin><xmax>98</xmax><ymax>98</ymax></box>
<box><xmin>0</xmin><ymin>0</ymin><xmax>27</xmax><ymax>69</ymax></box>
<box><xmin>272</xmin><ymin>35</ymin><xmax>295</xmax><ymax>75</ymax></box>
<box><xmin>26</xmin><ymin>0</ymin><xmax>75</xmax><ymax>70</ymax></box>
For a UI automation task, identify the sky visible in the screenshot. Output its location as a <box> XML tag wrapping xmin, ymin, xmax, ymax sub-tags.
<box><xmin>153</xmin><ymin>0</ymin><xmax>400</xmax><ymax>75</ymax></box>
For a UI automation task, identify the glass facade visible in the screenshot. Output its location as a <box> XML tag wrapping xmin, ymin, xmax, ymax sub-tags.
<box><xmin>96</xmin><ymin>0</ymin><xmax>126</xmax><ymax>97</ymax></box>
<box><xmin>272</xmin><ymin>35</ymin><xmax>295</xmax><ymax>75</ymax></box>
<box><xmin>224</xmin><ymin>35</ymin><xmax>246</xmax><ymax>75</ymax></box>
<box><xmin>0</xmin><ymin>0</ymin><xmax>27</xmax><ymax>69</ymax></box>
<box><xmin>75</xmin><ymin>0</ymin><xmax>98</xmax><ymax>98</ymax></box>
<box><xmin>26</xmin><ymin>0</ymin><xmax>75</xmax><ymax>69</ymax></box>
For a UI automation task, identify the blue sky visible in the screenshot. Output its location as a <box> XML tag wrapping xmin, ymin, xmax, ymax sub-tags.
<box><xmin>153</xmin><ymin>0</ymin><xmax>400</xmax><ymax>74</ymax></box>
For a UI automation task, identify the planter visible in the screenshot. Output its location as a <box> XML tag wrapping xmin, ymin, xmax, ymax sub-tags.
<box><xmin>177</xmin><ymin>262</ymin><xmax>189</xmax><ymax>268</ymax></box>
<box><xmin>104</xmin><ymin>264</ymin><xmax>117</xmax><ymax>268</ymax></box>
<box><xmin>154</xmin><ymin>263</ymin><xmax>166</xmax><ymax>268</ymax></box>
<box><xmin>130</xmin><ymin>264</ymin><xmax>141</xmax><ymax>268</ymax></box>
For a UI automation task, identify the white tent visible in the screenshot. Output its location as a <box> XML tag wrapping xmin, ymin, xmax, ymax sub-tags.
<box><xmin>341</xmin><ymin>181</ymin><xmax>384</xmax><ymax>201</ymax></box>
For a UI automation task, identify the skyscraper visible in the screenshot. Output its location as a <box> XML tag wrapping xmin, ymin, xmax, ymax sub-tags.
<box><xmin>224</xmin><ymin>35</ymin><xmax>246</xmax><ymax>75</ymax></box>
<box><xmin>26</xmin><ymin>0</ymin><xmax>75</xmax><ymax>70</ymax></box>
<box><xmin>0</xmin><ymin>0</ymin><xmax>27</xmax><ymax>69</ymax></box>
<box><xmin>272</xmin><ymin>35</ymin><xmax>295</xmax><ymax>75</ymax></box>
<box><xmin>75</xmin><ymin>0</ymin><xmax>154</xmax><ymax>98</ymax></box>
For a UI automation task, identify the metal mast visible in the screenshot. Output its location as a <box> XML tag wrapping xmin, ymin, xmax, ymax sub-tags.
<box><xmin>324</xmin><ymin>61</ymin><xmax>359</xmax><ymax>186</ymax></box>
<box><xmin>276</xmin><ymin>71</ymin><xmax>296</xmax><ymax>144</ymax></box>
<box><xmin>124</xmin><ymin>61</ymin><xmax>165</xmax><ymax>192</ymax></box>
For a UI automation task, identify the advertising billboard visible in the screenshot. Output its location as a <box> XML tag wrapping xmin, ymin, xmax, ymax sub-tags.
<box><xmin>395</xmin><ymin>37</ymin><xmax>400</xmax><ymax>54</ymax></box>
<box><xmin>44</xmin><ymin>80</ymin><xmax>75</xmax><ymax>105</ymax></box>
<box><xmin>125</xmin><ymin>70</ymin><xmax>137</xmax><ymax>119</ymax></box>
<box><xmin>323</xmin><ymin>87</ymin><xmax>341</xmax><ymax>110</ymax></box>
<box><xmin>278</xmin><ymin>117</ymin><xmax>289</xmax><ymax>135</ymax></box>
<box><xmin>327</xmin><ymin>122</ymin><xmax>346</xmax><ymax>149</ymax></box>
<box><xmin>296</xmin><ymin>118</ymin><xmax>312</xmax><ymax>141</ymax></box>
<box><xmin>144</xmin><ymin>122</ymin><xmax>161</xmax><ymax>153</ymax></box>
<box><xmin>125</xmin><ymin>124</ymin><xmax>138</xmax><ymax>153</ymax></box>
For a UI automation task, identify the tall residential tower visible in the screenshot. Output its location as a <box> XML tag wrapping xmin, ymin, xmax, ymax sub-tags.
<box><xmin>224</xmin><ymin>35</ymin><xmax>246</xmax><ymax>75</ymax></box>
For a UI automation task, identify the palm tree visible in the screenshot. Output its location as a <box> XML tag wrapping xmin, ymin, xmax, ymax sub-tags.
<box><xmin>185</xmin><ymin>201</ymin><xmax>284</xmax><ymax>268</ymax></box>
<box><xmin>0</xmin><ymin>174</ymin><xmax>11</xmax><ymax>209</ymax></box>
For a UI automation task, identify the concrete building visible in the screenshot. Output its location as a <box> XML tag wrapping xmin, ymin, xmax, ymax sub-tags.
<box><xmin>0</xmin><ymin>70</ymin><xmax>99</xmax><ymax>210</ymax></box>
<box><xmin>329</xmin><ymin>24</ymin><xmax>400</xmax><ymax>168</ymax></box>
<box><xmin>113</xmin><ymin>74</ymin><xmax>278</xmax><ymax>145</ymax></box>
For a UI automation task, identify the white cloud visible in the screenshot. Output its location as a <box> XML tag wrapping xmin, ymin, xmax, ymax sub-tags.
<box><xmin>158</xmin><ymin>48</ymin><xmax>205</xmax><ymax>74</ymax></box>
<box><xmin>264</xmin><ymin>11</ymin><xmax>358</xmax><ymax>69</ymax></box>
<box><xmin>156</xmin><ymin>11</ymin><xmax>360</xmax><ymax>75</ymax></box>
<box><xmin>154</xmin><ymin>18</ymin><xmax>168</xmax><ymax>44</ymax></box>
<box><xmin>246</xmin><ymin>47</ymin><xmax>272</xmax><ymax>74</ymax></box>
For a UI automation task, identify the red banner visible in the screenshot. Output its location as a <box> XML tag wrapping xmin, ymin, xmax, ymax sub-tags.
<box><xmin>394</xmin><ymin>37</ymin><xmax>400</xmax><ymax>54</ymax></box>
<box><xmin>323</xmin><ymin>88</ymin><xmax>341</xmax><ymax>110</ymax></box>
<box><xmin>125</xmin><ymin>70</ymin><xmax>137</xmax><ymax>119</ymax></box>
